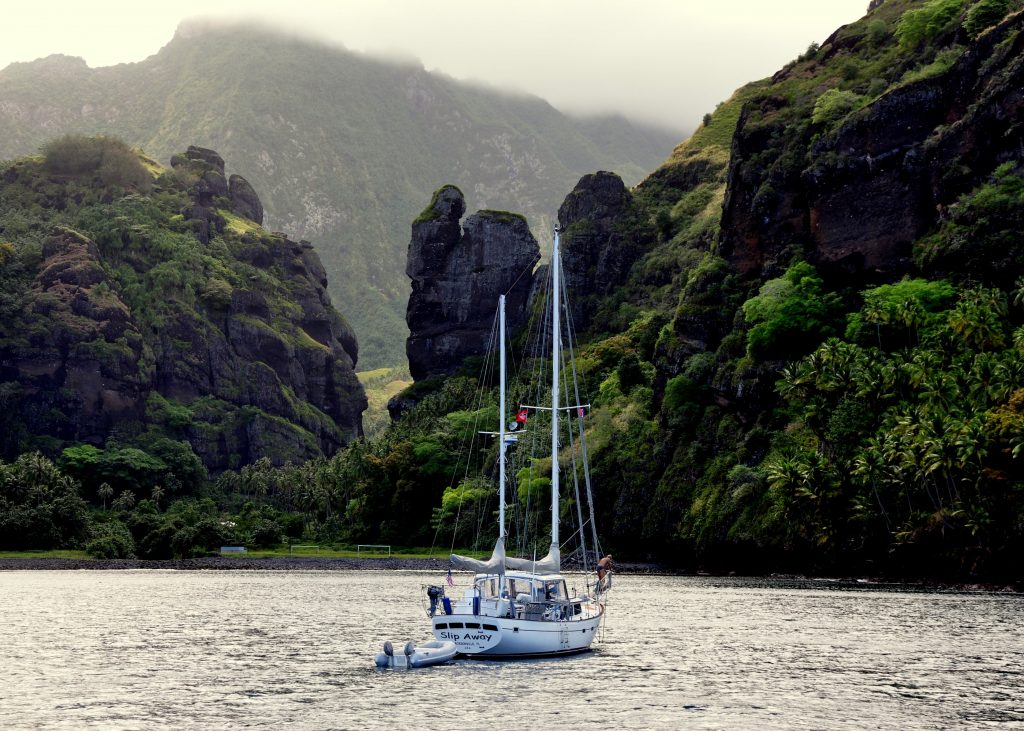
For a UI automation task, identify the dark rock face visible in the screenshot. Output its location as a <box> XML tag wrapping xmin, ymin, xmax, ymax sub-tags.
<box><xmin>719</xmin><ymin>13</ymin><xmax>1024</xmax><ymax>283</ymax></box>
<box><xmin>404</xmin><ymin>186</ymin><xmax>539</xmax><ymax>381</ymax></box>
<box><xmin>153</xmin><ymin>232</ymin><xmax>365</xmax><ymax>469</ymax></box>
<box><xmin>805</xmin><ymin>19</ymin><xmax>1024</xmax><ymax>279</ymax></box>
<box><xmin>0</xmin><ymin>148</ymin><xmax>366</xmax><ymax>470</ymax></box>
<box><xmin>0</xmin><ymin>228</ymin><xmax>147</xmax><ymax>447</ymax></box>
<box><xmin>557</xmin><ymin>172</ymin><xmax>634</xmax><ymax>327</ymax></box>
<box><xmin>171</xmin><ymin>146</ymin><xmax>229</xmax><ymax>243</ymax></box>
<box><xmin>229</xmin><ymin>174</ymin><xmax>264</xmax><ymax>224</ymax></box>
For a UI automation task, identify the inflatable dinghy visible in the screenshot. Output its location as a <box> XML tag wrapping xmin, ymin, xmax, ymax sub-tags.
<box><xmin>374</xmin><ymin>639</ymin><xmax>457</xmax><ymax>668</ymax></box>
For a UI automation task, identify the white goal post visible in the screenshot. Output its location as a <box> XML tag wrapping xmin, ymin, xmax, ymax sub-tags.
<box><xmin>357</xmin><ymin>544</ymin><xmax>392</xmax><ymax>557</ymax></box>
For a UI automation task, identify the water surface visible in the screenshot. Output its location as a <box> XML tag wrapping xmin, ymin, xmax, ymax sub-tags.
<box><xmin>1</xmin><ymin>571</ymin><xmax>1021</xmax><ymax>729</ymax></box>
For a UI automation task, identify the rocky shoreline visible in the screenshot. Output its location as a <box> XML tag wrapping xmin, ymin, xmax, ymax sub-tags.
<box><xmin>0</xmin><ymin>556</ymin><xmax>450</xmax><ymax>572</ymax></box>
<box><xmin>0</xmin><ymin>556</ymin><xmax>664</xmax><ymax>573</ymax></box>
<box><xmin>0</xmin><ymin>557</ymin><xmax>1018</xmax><ymax>592</ymax></box>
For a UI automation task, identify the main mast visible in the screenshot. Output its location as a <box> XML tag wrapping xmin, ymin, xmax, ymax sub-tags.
<box><xmin>550</xmin><ymin>226</ymin><xmax>561</xmax><ymax>555</ymax></box>
<box><xmin>498</xmin><ymin>294</ymin><xmax>506</xmax><ymax>542</ymax></box>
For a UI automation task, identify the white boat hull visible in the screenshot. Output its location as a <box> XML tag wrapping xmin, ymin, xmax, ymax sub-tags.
<box><xmin>431</xmin><ymin>608</ymin><xmax>603</xmax><ymax>657</ymax></box>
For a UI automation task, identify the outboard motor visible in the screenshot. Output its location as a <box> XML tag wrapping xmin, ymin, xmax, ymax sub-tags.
<box><xmin>383</xmin><ymin>641</ymin><xmax>394</xmax><ymax>657</ymax></box>
<box><xmin>426</xmin><ymin>585</ymin><xmax>445</xmax><ymax>617</ymax></box>
<box><xmin>404</xmin><ymin>641</ymin><xmax>415</xmax><ymax>657</ymax></box>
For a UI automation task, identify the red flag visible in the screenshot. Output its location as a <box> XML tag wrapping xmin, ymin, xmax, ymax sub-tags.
<box><xmin>515</xmin><ymin>408</ymin><xmax>528</xmax><ymax>424</ymax></box>
<box><xmin>578</xmin><ymin>407</ymin><xmax>585</xmax><ymax>418</ymax></box>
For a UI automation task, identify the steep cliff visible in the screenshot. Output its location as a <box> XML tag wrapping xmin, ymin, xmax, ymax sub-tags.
<box><xmin>404</xmin><ymin>186</ymin><xmax>540</xmax><ymax>382</ymax></box>
<box><xmin>0</xmin><ymin>138</ymin><xmax>366</xmax><ymax>470</ymax></box>
<box><xmin>0</xmin><ymin>24</ymin><xmax>681</xmax><ymax>368</ymax></box>
<box><xmin>720</xmin><ymin>3</ymin><xmax>1024</xmax><ymax>283</ymax></box>
<box><xmin>378</xmin><ymin>0</ymin><xmax>1024</xmax><ymax>579</ymax></box>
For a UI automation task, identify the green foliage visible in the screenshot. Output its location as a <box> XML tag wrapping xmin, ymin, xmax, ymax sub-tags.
<box><xmin>41</xmin><ymin>134</ymin><xmax>151</xmax><ymax>191</ymax></box>
<box><xmin>965</xmin><ymin>0</ymin><xmax>1011</xmax><ymax>36</ymax></box>
<box><xmin>867</xmin><ymin>19</ymin><xmax>890</xmax><ymax>47</ymax></box>
<box><xmin>86</xmin><ymin>518</ymin><xmax>136</xmax><ymax>559</ymax></box>
<box><xmin>764</xmin><ymin>280</ymin><xmax>1024</xmax><ymax>575</ymax></box>
<box><xmin>662</xmin><ymin>353</ymin><xmax>713</xmax><ymax>433</ymax></box>
<box><xmin>811</xmin><ymin>89</ymin><xmax>867</xmax><ymax>127</ymax></box>
<box><xmin>896</xmin><ymin>0</ymin><xmax>965</xmax><ymax>49</ymax></box>
<box><xmin>900</xmin><ymin>45</ymin><xmax>965</xmax><ymax>83</ymax></box>
<box><xmin>432</xmin><ymin>476</ymin><xmax>493</xmax><ymax>546</ymax></box>
<box><xmin>846</xmin><ymin>278</ymin><xmax>956</xmax><ymax>347</ymax></box>
<box><xmin>742</xmin><ymin>262</ymin><xmax>843</xmax><ymax>361</ymax></box>
<box><xmin>0</xmin><ymin>453</ymin><xmax>89</xmax><ymax>549</ymax></box>
<box><xmin>915</xmin><ymin>163</ymin><xmax>1024</xmax><ymax>285</ymax></box>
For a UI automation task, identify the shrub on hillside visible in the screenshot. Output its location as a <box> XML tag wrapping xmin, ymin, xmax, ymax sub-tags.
<box><xmin>965</xmin><ymin>0</ymin><xmax>1011</xmax><ymax>36</ymax></box>
<box><xmin>812</xmin><ymin>89</ymin><xmax>867</xmax><ymax>128</ymax></box>
<box><xmin>41</xmin><ymin>134</ymin><xmax>151</xmax><ymax>191</ymax></box>
<box><xmin>85</xmin><ymin>519</ymin><xmax>136</xmax><ymax>559</ymax></box>
<box><xmin>742</xmin><ymin>262</ymin><xmax>843</xmax><ymax>361</ymax></box>
<box><xmin>895</xmin><ymin>0</ymin><xmax>965</xmax><ymax>49</ymax></box>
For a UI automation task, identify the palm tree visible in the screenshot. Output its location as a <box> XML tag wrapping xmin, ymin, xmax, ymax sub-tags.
<box><xmin>852</xmin><ymin>440</ymin><xmax>892</xmax><ymax>532</ymax></box>
<box><xmin>151</xmin><ymin>484</ymin><xmax>164</xmax><ymax>510</ymax></box>
<box><xmin>98</xmin><ymin>482</ymin><xmax>114</xmax><ymax>510</ymax></box>
<box><xmin>112</xmin><ymin>490</ymin><xmax>135</xmax><ymax>512</ymax></box>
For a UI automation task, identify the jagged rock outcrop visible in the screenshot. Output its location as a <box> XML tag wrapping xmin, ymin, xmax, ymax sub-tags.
<box><xmin>0</xmin><ymin>228</ymin><xmax>147</xmax><ymax>446</ymax></box>
<box><xmin>0</xmin><ymin>146</ymin><xmax>365</xmax><ymax>470</ymax></box>
<box><xmin>558</xmin><ymin>172</ymin><xmax>634</xmax><ymax>327</ymax></box>
<box><xmin>170</xmin><ymin>145</ymin><xmax>228</xmax><ymax>244</ymax></box>
<box><xmin>404</xmin><ymin>185</ymin><xmax>540</xmax><ymax>382</ymax></box>
<box><xmin>719</xmin><ymin>11</ymin><xmax>1024</xmax><ymax>283</ymax></box>
<box><xmin>229</xmin><ymin>174</ymin><xmax>264</xmax><ymax>225</ymax></box>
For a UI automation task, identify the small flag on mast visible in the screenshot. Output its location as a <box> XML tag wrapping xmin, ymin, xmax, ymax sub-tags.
<box><xmin>515</xmin><ymin>408</ymin><xmax>529</xmax><ymax>424</ymax></box>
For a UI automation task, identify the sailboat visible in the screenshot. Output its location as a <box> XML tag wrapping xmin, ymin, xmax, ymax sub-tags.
<box><xmin>426</xmin><ymin>225</ymin><xmax>610</xmax><ymax>657</ymax></box>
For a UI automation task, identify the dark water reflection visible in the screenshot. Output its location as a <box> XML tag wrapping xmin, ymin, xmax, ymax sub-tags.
<box><xmin>1</xmin><ymin>571</ymin><xmax>1021</xmax><ymax>729</ymax></box>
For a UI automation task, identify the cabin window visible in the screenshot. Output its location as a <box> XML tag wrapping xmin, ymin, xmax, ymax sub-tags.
<box><xmin>465</xmin><ymin>622</ymin><xmax>480</xmax><ymax>629</ymax></box>
<box><xmin>448</xmin><ymin>622</ymin><xmax>464</xmax><ymax>628</ymax></box>
<box><xmin>475</xmin><ymin>578</ymin><xmax>499</xmax><ymax>597</ymax></box>
<box><xmin>483</xmin><ymin>624</ymin><xmax>498</xmax><ymax>631</ymax></box>
<box><xmin>543</xmin><ymin>581</ymin><xmax>566</xmax><ymax>600</ymax></box>
<box><xmin>507</xmin><ymin>578</ymin><xmax>537</xmax><ymax>598</ymax></box>
<box><xmin>436</xmin><ymin>623</ymin><xmax>448</xmax><ymax>629</ymax></box>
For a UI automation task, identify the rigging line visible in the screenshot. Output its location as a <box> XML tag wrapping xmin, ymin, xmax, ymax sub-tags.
<box><xmin>502</xmin><ymin>252</ymin><xmax>542</xmax><ymax>299</ymax></box>
<box><xmin>560</xmin><ymin>338</ymin><xmax>590</xmax><ymax>576</ymax></box>
<box><xmin>515</xmin><ymin>270</ymin><xmax>550</xmax><ymax>559</ymax></box>
<box><xmin>445</xmin><ymin>305</ymin><xmax>502</xmax><ymax>556</ymax></box>
<box><xmin>561</xmin><ymin>267</ymin><xmax>601</xmax><ymax>559</ymax></box>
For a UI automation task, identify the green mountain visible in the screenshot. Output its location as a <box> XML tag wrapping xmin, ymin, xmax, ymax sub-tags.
<box><xmin>0</xmin><ymin>138</ymin><xmax>366</xmax><ymax>475</ymax></box>
<box><xmin>6</xmin><ymin>1</ymin><xmax>1023</xmax><ymax>579</ymax></box>
<box><xmin>0</xmin><ymin>22</ymin><xmax>681</xmax><ymax>368</ymax></box>
<box><xmin>312</xmin><ymin>0</ymin><xmax>1024</xmax><ymax>580</ymax></box>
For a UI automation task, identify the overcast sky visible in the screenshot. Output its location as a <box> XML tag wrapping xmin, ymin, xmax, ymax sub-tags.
<box><xmin>2</xmin><ymin>0</ymin><xmax>869</xmax><ymax>132</ymax></box>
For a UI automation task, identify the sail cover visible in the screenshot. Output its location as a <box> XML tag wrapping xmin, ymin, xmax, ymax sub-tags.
<box><xmin>449</xmin><ymin>537</ymin><xmax>506</xmax><ymax>573</ymax></box>
<box><xmin>450</xmin><ymin>540</ymin><xmax>562</xmax><ymax>575</ymax></box>
<box><xmin>504</xmin><ymin>544</ymin><xmax>560</xmax><ymax>574</ymax></box>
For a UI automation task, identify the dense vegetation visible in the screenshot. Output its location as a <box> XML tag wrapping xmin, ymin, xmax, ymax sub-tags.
<box><xmin>0</xmin><ymin>135</ymin><xmax>363</xmax><ymax>474</ymax></box>
<box><xmin>2</xmin><ymin>1</ymin><xmax>1023</xmax><ymax>583</ymax></box>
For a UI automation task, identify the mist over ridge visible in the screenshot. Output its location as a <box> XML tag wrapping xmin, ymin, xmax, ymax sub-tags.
<box><xmin>0</xmin><ymin>20</ymin><xmax>680</xmax><ymax>367</ymax></box>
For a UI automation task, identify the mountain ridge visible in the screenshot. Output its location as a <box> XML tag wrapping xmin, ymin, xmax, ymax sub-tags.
<box><xmin>0</xmin><ymin>23</ymin><xmax>681</xmax><ymax>367</ymax></box>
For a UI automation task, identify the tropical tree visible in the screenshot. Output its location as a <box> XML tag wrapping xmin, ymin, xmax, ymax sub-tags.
<box><xmin>97</xmin><ymin>482</ymin><xmax>114</xmax><ymax>510</ymax></box>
